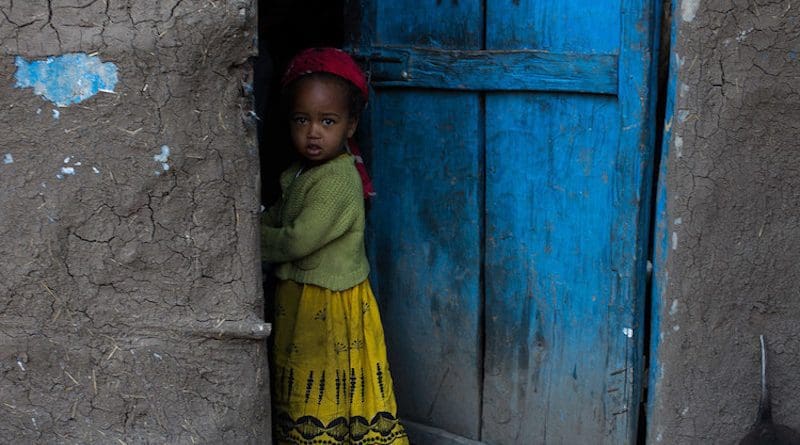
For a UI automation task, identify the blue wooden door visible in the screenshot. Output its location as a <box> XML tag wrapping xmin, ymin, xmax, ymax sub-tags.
<box><xmin>347</xmin><ymin>1</ymin><xmax>660</xmax><ymax>443</ymax></box>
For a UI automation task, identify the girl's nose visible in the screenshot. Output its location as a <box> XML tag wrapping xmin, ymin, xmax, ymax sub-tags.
<box><xmin>307</xmin><ymin>123</ymin><xmax>321</xmax><ymax>138</ymax></box>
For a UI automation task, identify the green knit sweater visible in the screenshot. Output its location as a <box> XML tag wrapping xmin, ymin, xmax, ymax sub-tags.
<box><xmin>261</xmin><ymin>154</ymin><xmax>369</xmax><ymax>291</ymax></box>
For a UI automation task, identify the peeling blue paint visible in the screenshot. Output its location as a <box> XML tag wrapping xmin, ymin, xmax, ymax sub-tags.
<box><xmin>14</xmin><ymin>53</ymin><xmax>118</xmax><ymax>107</ymax></box>
<box><xmin>154</xmin><ymin>145</ymin><xmax>171</xmax><ymax>174</ymax></box>
<box><xmin>3</xmin><ymin>154</ymin><xmax>13</xmax><ymax>164</ymax></box>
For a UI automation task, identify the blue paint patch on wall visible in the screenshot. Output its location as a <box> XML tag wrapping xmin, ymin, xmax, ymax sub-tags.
<box><xmin>14</xmin><ymin>53</ymin><xmax>118</xmax><ymax>107</ymax></box>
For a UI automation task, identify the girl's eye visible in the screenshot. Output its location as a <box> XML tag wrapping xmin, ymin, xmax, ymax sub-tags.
<box><xmin>322</xmin><ymin>118</ymin><xmax>335</xmax><ymax>126</ymax></box>
<box><xmin>292</xmin><ymin>116</ymin><xmax>307</xmax><ymax>125</ymax></box>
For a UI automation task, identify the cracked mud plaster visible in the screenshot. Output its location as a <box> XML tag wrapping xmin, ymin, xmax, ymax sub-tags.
<box><xmin>650</xmin><ymin>1</ymin><xmax>800</xmax><ymax>443</ymax></box>
<box><xmin>0</xmin><ymin>1</ymin><xmax>269</xmax><ymax>443</ymax></box>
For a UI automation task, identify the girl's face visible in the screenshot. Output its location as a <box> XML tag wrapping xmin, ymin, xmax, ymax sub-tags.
<box><xmin>289</xmin><ymin>77</ymin><xmax>358</xmax><ymax>166</ymax></box>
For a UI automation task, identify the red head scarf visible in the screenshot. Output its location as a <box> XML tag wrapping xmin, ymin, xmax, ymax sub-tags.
<box><xmin>282</xmin><ymin>48</ymin><xmax>375</xmax><ymax>199</ymax></box>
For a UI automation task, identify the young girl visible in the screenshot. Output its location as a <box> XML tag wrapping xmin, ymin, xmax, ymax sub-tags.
<box><xmin>261</xmin><ymin>48</ymin><xmax>409</xmax><ymax>445</ymax></box>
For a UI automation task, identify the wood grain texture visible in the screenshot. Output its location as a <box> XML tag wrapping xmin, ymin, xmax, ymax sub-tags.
<box><xmin>354</xmin><ymin>1</ymin><xmax>485</xmax><ymax>441</ymax></box>
<box><xmin>483</xmin><ymin>92</ymin><xmax>623</xmax><ymax>443</ymax></box>
<box><xmin>353</xmin><ymin>47</ymin><xmax>618</xmax><ymax>94</ymax></box>
<box><xmin>376</xmin><ymin>1</ymin><xmax>482</xmax><ymax>49</ymax></box>
<box><xmin>481</xmin><ymin>1</ymin><xmax>658</xmax><ymax>443</ymax></box>
<box><xmin>366</xmin><ymin>90</ymin><xmax>483</xmax><ymax>439</ymax></box>
<box><xmin>486</xmin><ymin>0</ymin><xmax>621</xmax><ymax>53</ymax></box>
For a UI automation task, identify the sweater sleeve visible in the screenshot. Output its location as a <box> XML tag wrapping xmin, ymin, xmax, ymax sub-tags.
<box><xmin>261</xmin><ymin>172</ymin><xmax>360</xmax><ymax>264</ymax></box>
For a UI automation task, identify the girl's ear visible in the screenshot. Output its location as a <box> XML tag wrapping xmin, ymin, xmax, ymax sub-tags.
<box><xmin>346</xmin><ymin>116</ymin><xmax>359</xmax><ymax>139</ymax></box>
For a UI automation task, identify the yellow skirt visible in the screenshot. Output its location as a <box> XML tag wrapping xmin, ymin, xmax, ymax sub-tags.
<box><xmin>272</xmin><ymin>279</ymin><xmax>409</xmax><ymax>445</ymax></box>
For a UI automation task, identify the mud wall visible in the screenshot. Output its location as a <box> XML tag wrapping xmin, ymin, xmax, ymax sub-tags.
<box><xmin>0</xmin><ymin>1</ymin><xmax>269</xmax><ymax>443</ymax></box>
<box><xmin>649</xmin><ymin>0</ymin><xmax>800</xmax><ymax>442</ymax></box>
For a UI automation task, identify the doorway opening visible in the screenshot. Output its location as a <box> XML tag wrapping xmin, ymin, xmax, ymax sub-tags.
<box><xmin>254</xmin><ymin>3</ymin><xmax>347</xmax><ymax>440</ymax></box>
<box><xmin>255</xmin><ymin>0</ymin><xmax>346</xmax><ymax>207</ymax></box>
<box><xmin>253</xmin><ymin>2</ymin><xmax>674</xmax><ymax>443</ymax></box>
<box><xmin>254</xmin><ymin>0</ymin><xmax>347</xmax><ymax>319</ymax></box>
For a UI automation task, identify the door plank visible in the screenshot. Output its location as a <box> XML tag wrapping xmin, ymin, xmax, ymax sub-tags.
<box><xmin>481</xmin><ymin>0</ymin><xmax>658</xmax><ymax>443</ymax></box>
<box><xmin>484</xmin><ymin>93</ymin><xmax>624</xmax><ymax>443</ymax></box>
<box><xmin>354</xmin><ymin>0</ymin><xmax>487</xmax><ymax>439</ymax></box>
<box><xmin>366</xmin><ymin>90</ymin><xmax>483</xmax><ymax>439</ymax></box>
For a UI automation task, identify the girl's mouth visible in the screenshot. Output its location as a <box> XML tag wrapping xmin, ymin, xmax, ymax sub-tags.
<box><xmin>306</xmin><ymin>145</ymin><xmax>322</xmax><ymax>156</ymax></box>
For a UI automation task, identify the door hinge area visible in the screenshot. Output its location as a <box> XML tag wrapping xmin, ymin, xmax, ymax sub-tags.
<box><xmin>348</xmin><ymin>45</ymin><xmax>618</xmax><ymax>94</ymax></box>
<box><xmin>350</xmin><ymin>48</ymin><xmax>411</xmax><ymax>83</ymax></box>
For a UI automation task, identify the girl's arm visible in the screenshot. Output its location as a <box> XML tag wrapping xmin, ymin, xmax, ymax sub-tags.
<box><xmin>261</xmin><ymin>176</ymin><xmax>359</xmax><ymax>263</ymax></box>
